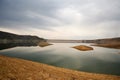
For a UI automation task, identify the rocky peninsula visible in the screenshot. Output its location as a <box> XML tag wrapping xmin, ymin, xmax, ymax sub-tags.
<box><xmin>39</xmin><ymin>41</ymin><xmax>53</xmax><ymax>47</ymax></box>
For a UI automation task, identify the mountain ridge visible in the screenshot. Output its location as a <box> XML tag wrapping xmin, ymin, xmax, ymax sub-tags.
<box><xmin>0</xmin><ymin>31</ymin><xmax>46</xmax><ymax>44</ymax></box>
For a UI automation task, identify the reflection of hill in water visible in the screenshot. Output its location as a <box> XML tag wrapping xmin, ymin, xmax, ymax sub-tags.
<box><xmin>0</xmin><ymin>31</ymin><xmax>47</xmax><ymax>50</ymax></box>
<box><xmin>0</xmin><ymin>43</ymin><xmax>38</xmax><ymax>50</ymax></box>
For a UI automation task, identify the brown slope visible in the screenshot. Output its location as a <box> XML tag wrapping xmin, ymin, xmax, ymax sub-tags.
<box><xmin>92</xmin><ymin>43</ymin><xmax>120</xmax><ymax>49</ymax></box>
<box><xmin>0</xmin><ymin>55</ymin><xmax>120</xmax><ymax>80</ymax></box>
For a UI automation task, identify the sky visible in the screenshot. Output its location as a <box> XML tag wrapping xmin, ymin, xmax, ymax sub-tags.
<box><xmin>0</xmin><ymin>0</ymin><xmax>120</xmax><ymax>39</ymax></box>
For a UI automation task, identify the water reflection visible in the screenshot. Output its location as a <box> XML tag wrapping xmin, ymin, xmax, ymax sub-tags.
<box><xmin>0</xmin><ymin>43</ymin><xmax>38</xmax><ymax>50</ymax></box>
<box><xmin>0</xmin><ymin>43</ymin><xmax>120</xmax><ymax>75</ymax></box>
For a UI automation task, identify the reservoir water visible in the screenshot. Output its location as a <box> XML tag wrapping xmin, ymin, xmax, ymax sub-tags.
<box><xmin>0</xmin><ymin>43</ymin><xmax>120</xmax><ymax>75</ymax></box>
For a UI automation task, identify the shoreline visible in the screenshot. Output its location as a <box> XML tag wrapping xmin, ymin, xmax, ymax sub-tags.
<box><xmin>0</xmin><ymin>55</ymin><xmax>120</xmax><ymax>80</ymax></box>
<box><xmin>92</xmin><ymin>43</ymin><xmax>120</xmax><ymax>49</ymax></box>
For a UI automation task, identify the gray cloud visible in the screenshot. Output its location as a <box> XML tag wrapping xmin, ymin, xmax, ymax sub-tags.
<box><xmin>0</xmin><ymin>0</ymin><xmax>63</xmax><ymax>28</ymax></box>
<box><xmin>0</xmin><ymin>0</ymin><xmax>120</xmax><ymax>39</ymax></box>
<box><xmin>60</xmin><ymin>0</ymin><xmax>120</xmax><ymax>26</ymax></box>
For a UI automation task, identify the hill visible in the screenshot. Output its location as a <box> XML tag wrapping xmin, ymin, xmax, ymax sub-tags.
<box><xmin>75</xmin><ymin>37</ymin><xmax>120</xmax><ymax>44</ymax></box>
<box><xmin>0</xmin><ymin>31</ymin><xmax>45</xmax><ymax>44</ymax></box>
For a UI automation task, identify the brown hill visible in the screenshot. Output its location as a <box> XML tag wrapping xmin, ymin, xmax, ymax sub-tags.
<box><xmin>0</xmin><ymin>31</ymin><xmax>45</xmax><ymax>44</ymax></box>
<box><xmin>92</xmin><ymin>44</ymin><xmax>120</xmax><ymax>49</ymax></box>
<box><xmin>0</xmin><ymin>55</ymin><xmax>120</xmax><ymax>80</ymax></box>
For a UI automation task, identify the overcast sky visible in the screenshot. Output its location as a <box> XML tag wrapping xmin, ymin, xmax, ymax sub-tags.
<box><xmin>0</xmin><ymin>0</ymin><xmax>120</xmax><ymax>39</ymax></box>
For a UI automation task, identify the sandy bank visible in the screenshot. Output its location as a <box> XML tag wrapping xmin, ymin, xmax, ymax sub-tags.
<box><xmin>38</xmin><ymin>41</ymin><xmax>52</xmax><ymax>47</ymax></box>
<box><xmin>0</xmin><ymin>55</ymin><xmax>120</xmax><ymax>80</ymax></box>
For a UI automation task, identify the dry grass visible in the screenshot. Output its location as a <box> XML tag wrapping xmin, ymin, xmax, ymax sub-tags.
<box><xmin>73</xmin><ymin>45</ymin><xmax>93</xmax><ymax>51</ymax></box>
<box><xmin>92</xmin><ymin>44</ymin><xmax>120</xmax><ymax>49</ymax></box>
<box><xmin>0</xmin><ymin>55</ymin><xmax>120</xmax><ymax>80</ymax></box>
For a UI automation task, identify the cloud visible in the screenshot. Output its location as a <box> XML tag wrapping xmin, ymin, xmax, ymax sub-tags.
<box><xmin>0</xmin><ymin>0</ymin><xmax>63</xmax><ymax>28</ymax></box>
<box><xmin>0</xmin><ymin>0</ymin><xmax>120</xmax><ymax>39</ymax></box>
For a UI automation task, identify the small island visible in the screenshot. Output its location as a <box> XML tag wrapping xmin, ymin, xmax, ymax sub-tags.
<box><xmin>72</xmin><ymin>45</ymin><xmax>94</xmax><ymax>51</ymax></box>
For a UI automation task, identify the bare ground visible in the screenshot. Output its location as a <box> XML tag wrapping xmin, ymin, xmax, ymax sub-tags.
<box><xmin>92</xmin><ymin>44</ymin><xmax>120</xmax><ymax>49</ymax></box>
<box><xmin>0</xmin><ymin>55</ymin><xmax>120</xmax><ymax>80</ymax></box>
<box><xmin>73</xmin><ymin>45</ymin><xmax>93</xmax><ymax>51</ymax></box>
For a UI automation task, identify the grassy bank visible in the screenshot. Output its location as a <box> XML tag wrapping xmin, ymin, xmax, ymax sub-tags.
<box><xmin>0</xmin><ymin>55</ymin><xmax>120</xmax><ymax>80</ymax></box>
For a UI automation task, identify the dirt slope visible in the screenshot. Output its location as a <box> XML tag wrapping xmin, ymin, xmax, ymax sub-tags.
<box><xmin>0</xmin><ymin>55</ymin><xmax>120</xmax><ymax>80</ymax></box>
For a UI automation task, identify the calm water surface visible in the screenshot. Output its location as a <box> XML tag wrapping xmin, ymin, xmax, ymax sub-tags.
<box><xmin>0</xmin><ymin>43</ymin><xmax>120</xmax><ymax>75</ymax></box>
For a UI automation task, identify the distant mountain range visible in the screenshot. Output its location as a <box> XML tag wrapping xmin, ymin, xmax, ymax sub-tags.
<box><xmin>0</xmin><ymin>31</ymin><xmax>46</xmax><ymax>44</ymax></box>
<box><xmin>0</xmin><ymin>31</ymin><xmax>119</xmax><ymax>44</ymax></box>
<box><xmin>47</xmin><ymin>38</ymin><xmax>120</xmax><ymax>44</ymax></box>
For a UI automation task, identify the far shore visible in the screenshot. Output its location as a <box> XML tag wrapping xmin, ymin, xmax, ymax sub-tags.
<box><xmin>92</xmin><ymin>43</ymin><xmax>120</xmax><ymax>49</ymax></box>
<box><xmin>0</xmin><ymin>55</ymin><xmax>120</xmax><ymax>80</ymax></box>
